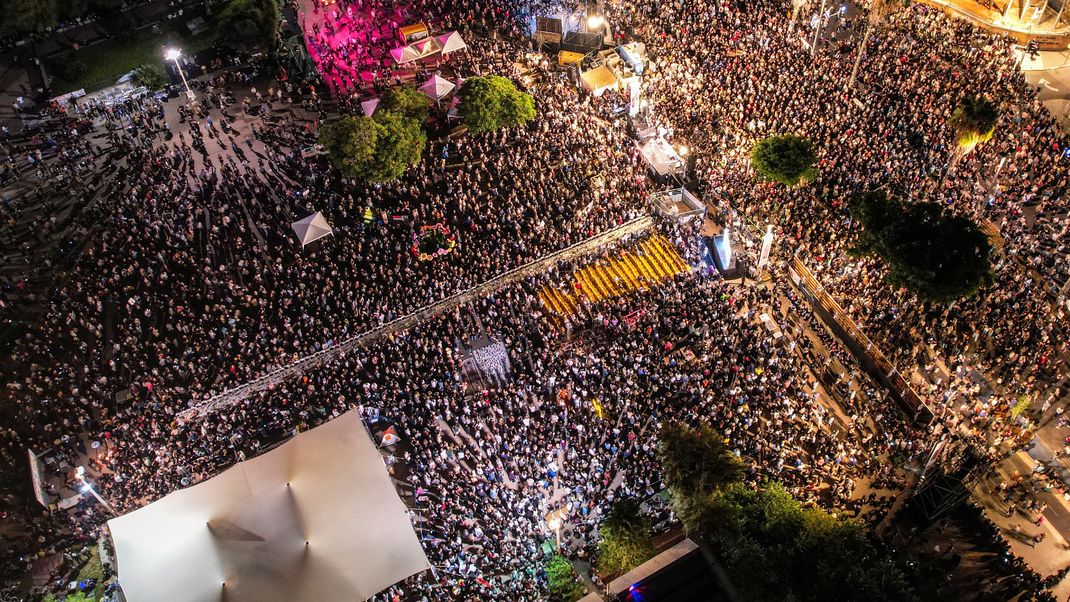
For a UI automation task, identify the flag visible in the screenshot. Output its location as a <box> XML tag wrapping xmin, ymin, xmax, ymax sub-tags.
<box><xmin>592</xmin><ymin>398</ymin><xmax>605</xmax><ymax>420</ymax></box>
<box><xmin>381</xmin><ymin>426</ymin><xmax>401</xmax><ymax>446</ymax></box>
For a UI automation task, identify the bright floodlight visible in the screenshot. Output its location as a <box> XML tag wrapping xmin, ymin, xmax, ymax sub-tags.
<box><xmin>678</xmin><ymin>145</ymin><xmax>689</xmax><ymax>157</ymax></box>
<box><xmin>164</xmin><ymin>48</ymin><xmax>181</xmax><ymax>61</ymax></box>
<box><xmin>587</xmin><ymin>14</ymin><xmax>605</xmax><ymax>29</ymax></box>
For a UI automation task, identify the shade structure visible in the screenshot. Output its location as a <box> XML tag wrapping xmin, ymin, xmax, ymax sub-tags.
<box><xmin>419</xmin><ymin>74</ymin><xmax>455</xmax><ymax>101</ymax></box>
<box><xmin>291</xmin><ymin>211</ymin><xmax>334</xmax><ymax>247</ymax></box>
<box><xmin>436</xmin><ymin>31</ymin><xmax>468</xmax><ymax>55</ymax></box>
<box><xmin>389</xmin><ymin>45</ymin><xmax>422</xmax><ymax>64</ymax></box>
<box><xmin>108</xmin><ymin>410</ymin><xmax>430</xmax><ymax>602</ymax></box>
<box><xmin>361</xmin><ymin>98</ymin><xmax>380</xmax><ymax>116</ymax></box>
<box><xmin>389</xmin><ymin>38</ymin><xmax>441</xmax><ymax>64</ymax></box>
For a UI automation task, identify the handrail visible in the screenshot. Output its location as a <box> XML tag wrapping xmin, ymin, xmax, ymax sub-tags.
<box><xmin>177</xmin><ymin>215</ymin><xmax>655</xmax><ymax>421</ymax></box>
<box><xmin>789</xmin><ymin>255</ymin><xmax>934</xmax><ymax>423</ymax></box>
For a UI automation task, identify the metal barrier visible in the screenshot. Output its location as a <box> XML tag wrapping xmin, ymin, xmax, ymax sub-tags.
<box><xmin>178</xmin><ymin>216</ymin><xmax>655</xmax><ymax>422</ymax></box>
<box><xmin>789</xmin><ymin>255</ymin><xmax>934</xmax><ymax>424</ymax></box>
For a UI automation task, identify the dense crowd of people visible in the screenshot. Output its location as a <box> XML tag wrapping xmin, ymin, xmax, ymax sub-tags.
<box><xmin>608</xmin><ymin>0</ymin><xmax>1069</xmax><ymax>443</ymax></box>
<box><xmin>2</xmin><ymin>0</ymin><xmax>1070</xmax><ymax>597</ymax></box>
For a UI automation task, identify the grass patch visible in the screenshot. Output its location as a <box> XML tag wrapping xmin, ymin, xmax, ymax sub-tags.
<box><xmin>74</xmin><ymin>545</ymin><xmax>104</xmax><ymax>600</ymax></box>
<box><xmin>46</xmin><ymin>26</ymin><xmax>215</xmax><ymax>94</ymax></box>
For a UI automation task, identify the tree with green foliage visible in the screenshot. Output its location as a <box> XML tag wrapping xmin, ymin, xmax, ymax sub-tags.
<box><xmin>320</xmin><ymin>116</ymin><xmax>381</xmax><ymax>178</ymax></box>
<box><xmin>849</xmin><ymin>190</ymin><xmax>992</xmax><ymax>303</ymax></box>
<box><xmin>545</xmin><ymin>554</ymin><xmax>586</xmax><ymax>602</ymax></box>
<box><xmin>750</xmin><ymin>135</ymin><xmax>817</xmax><ymax>186</ymax></box>
<box><xmin>696</xmin><ymin>482</ymin><xmax>917</xmax><ymax>602</ymax></box>
<box><xmin>658</xmin><ymin>422</ymin><xmax>746</xmax><ymax>502</ymax></box>
<box><xmin>4</xmin><ymin>0</ymin><xmax>58</xmax><ymax>31</ymax></box>
<box><xmin>948</xmin><ymin>95</ymin><xmax>998</xmax><ymax>156</ymax></box>
<box><xmin>132</xmin><ymin>63</ymin><xmax>168</xmax><ymax>90</ymax></box>
<box><xmin>319</xmin><ymin>112</ymin><xmax>426</xmax><ymax>182</ymax></box>
<box><xmin>363</xmin><ymin>111</ymin><xmax>426</xmax><ymax>181</ymax></box>
<box><xmin>657</xmin><ymin>421</ymin><xmax>747</xmax><ymax>533</ymax></box>
<box><xmin>596</xmin><ymin>499</ymin><xmax>657</xmax><ymax>576</ymax></box>
<box><xmin>214</xmin><ymin>0</ymin><xmax>280</xmax><ymax>53</ymax></box>
<box><xmin>458</xmin><ymin>75</ymin><xmax>536</xmax><ymax>132</ymax></box>
<box><xmin>380</xmin><ymin>85</ymin><xmax>431</xmax><ymax>123</ymax></box>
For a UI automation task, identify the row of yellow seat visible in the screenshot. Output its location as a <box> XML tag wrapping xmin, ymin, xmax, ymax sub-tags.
<box><xmin>539</xmin><ymin>235</ymin><xmax>688</xmax><ymax>316</ymax></box>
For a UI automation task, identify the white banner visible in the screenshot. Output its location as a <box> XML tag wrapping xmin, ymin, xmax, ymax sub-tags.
<box><xmin>27</xmin><ymin>449</ymin><xmax>50</xmax><ymax>508</ymax></box>
<box><xmin>758</xmin><ymin>225</ymin><xmax>775</xmax><ymax>268</ymax></box>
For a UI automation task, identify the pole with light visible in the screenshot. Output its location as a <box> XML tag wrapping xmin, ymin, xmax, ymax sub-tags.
<box><xmin>75</xmin><ymin>466</ymin><xmax>117</xmax><ymax>515</ymax></box>
<box><xmin>165</xmin><ymin>47</ymin><xmax>195</xmax><ymax>102</ymax></box>
<box><xmin>811</xmin><ymin>0</ymin><xmax>828</xmax><ymax>57</ymax></box>
<box><xmin>677</xmin><ymin>144</ymin><xmax>689</xmax><ymax>181</ymax></box>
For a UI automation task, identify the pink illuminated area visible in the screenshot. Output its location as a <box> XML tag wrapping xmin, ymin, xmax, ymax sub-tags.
<box><xmin>299</xmin><ymin>0</ymin><xmax>435</xmax><ymax>96</ymax></box>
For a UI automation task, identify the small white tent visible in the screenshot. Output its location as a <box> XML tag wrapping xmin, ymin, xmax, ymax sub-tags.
<box><xmin>361</xmin><ymin>98</ymin><xmax>380</xmax><ymax>116</ymax></box>
<box><xmin>389</xmin><ymin>45</ymin><xmax>422</xmax><ymax>64</ymax></box>
<box><xmin>291</xmin><ymin>212</ymin><xmax>334</xmax><ymax>247</ymax></box>
<box><xmin>418</xmin><ymin>74</ymin><xmax>455</xmax><ymax>102</ymax></box>
<box><xmin>436</xmin><ymin>31</ymin><xmax>468</xmax><ymax>56</ymax></box>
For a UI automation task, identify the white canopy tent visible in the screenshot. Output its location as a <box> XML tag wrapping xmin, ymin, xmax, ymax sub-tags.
<box><xmin>389</xmin><ymin>45</ymin><xmax>423</xmax><ymax>64</ymax></box>
<box><xmin>361</xmin><ymin>98</ymin><xmax>380</xmax><ymax>116</ymax></box>
<box><xmin>291</xmin><ymin>211</ymin><xmax>334</xmax><ymax>247</ymax></box>
<box><xmin>419</xmin><ymin>74</ymin><xmax>455</xmax><ymax>102</ymax></box>
<box><xmin>436</xmin><ymin>31</ymin><xmax>468</xmax><ymax>55</ymax></box>
<box><xmin>108</xmin><ymin>410</ymin><xmax>430</xmax><ymax>602</ymax></box>
<box><xmin>389</xmin><ymin>38</ymin><xmax>441</xmax><ymax>64</ymax></box>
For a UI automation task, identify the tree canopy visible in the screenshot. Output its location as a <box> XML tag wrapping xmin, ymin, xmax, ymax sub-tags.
<box><xmin>132</xmin><ymin>64</ymin><xmax>168</xmax><ymax>90</ymax></box>
<box><xmin>658</xmin><ymin>422</ymin><xmax>746</xmax><ymax>502</ymax></box>
<box><xmin>595</xmin><ymin>498</ymin><xmax>657</xmax><ymax>576</ymax></box>
<box><xmin>458</xmin><ymin>75</ymin><xmax>537</xmax><ymax>133</ymax></box>
<box><xmin>948</xmin><ymin>95</ymin><xmax>998</xmax><ymax>154</ymax></box>
<box><xmin>4</xmin><ymin>0</ymin><xmax>58</xmax><ymax>32</ymax></box>
<box><xmin>380</xmin><ymin>85</ymin><xmax>431</xmax><ymax>123</ymax></box>
<box><xmin>700</xmin><ymin>482</ymin><xmax>917</xmax><ymax>602</ymax></box>
<box><xmin>545</xmin><ymin>554</ymin><xmax>586</xmax><ymax>602</ymax></box>
<box><xmin>319</xmin><ymin>116</ymin><xmax>382</xmax><ymax>179</ymax></box>
<box><xmin>750</xmin><ymin>135</ymin><xmax>817</xmax><ymax>186</ymax></box>
<box><xmin>365</xmin><ymin>111</ymin><xmax>426</xmax><ymax>181</ymax></box>
<box><xmin>849</xmin><ymin>190</ymin><xmax>993</xmax><ymax>303</ymax></box>
<box><xmin>214</xmin><ymin>0</ymin><xmax>280</xmax><ymax>53</ymax></box>
<box><xmin>319</xmin><ymin>112</ymin><xmax>426</xmax><ymax>182</ymax></box>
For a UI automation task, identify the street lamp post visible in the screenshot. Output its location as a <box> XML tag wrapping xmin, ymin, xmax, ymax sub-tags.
<box><xmin>677</xmin><ymin>145</ymin><xmax>689</xmax><ymax>181</ymax></box>
<box><xmin>165</xmin><ymin>48</ymin><xmax>195</xmax><ymax>102</ymax></box>
<box><xmin>811</xmin><ymin>0</ymin><xmax>828</xmax><ymax>56</ymax></box>
<box><xmin>75</xmin><ymin>466</ymin><xmax>116</xmax><ymax>515</ymax></box>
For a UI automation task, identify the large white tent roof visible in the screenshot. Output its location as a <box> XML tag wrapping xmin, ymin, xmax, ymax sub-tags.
<box><xmin>291</xmin><ymin>211</ymin><xmax>334</xmax><ymax>247</ymax></box>
<box><xmin>108</xmin><ymin>410</ymin><xmax>429</xmax><ymax>602</ymax></box>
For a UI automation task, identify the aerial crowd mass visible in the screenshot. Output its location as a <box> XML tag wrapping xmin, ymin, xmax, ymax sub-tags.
<box><xmin>0</xmin><ymin>0</ymin><xmax>1069</xmax><ymax>598</ymax></box>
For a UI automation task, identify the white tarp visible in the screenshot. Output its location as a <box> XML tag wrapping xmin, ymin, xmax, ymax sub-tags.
<box><xmin>291</xmin><ymin>211</ymin><xmax>334</xmax><ymax>247</ymax></box>
<box><xmin>436</xmin><ymin>31</ymin><xmax>468</xmax><ymax>55</ymax></box>
<box><xmin>108</xmin><ymin>410</ymin><xmax>430</xmax><ymax>602</ymax></box>
<box><xmin>389</xmin><ymin>38</ymin><xmax>442</xmax><ymax>64</ymax></box>
<box><xmin>361</xmin><ymin>98</ymin><xmax>379</xmax><ymax>116</ymax></box>
<box><xmin>419</xmin><ymin>74</ymin><xmax>455</xmax><ymax>101</ymax></box>
<box><xmin>389</xmin><ymin>45</ymin><xmax>422</xmax><ymax>64</ymax></box>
